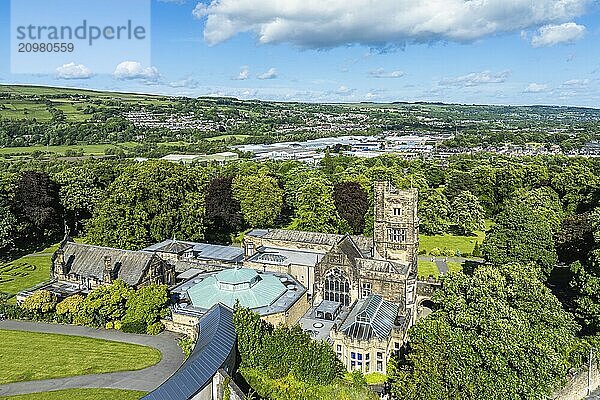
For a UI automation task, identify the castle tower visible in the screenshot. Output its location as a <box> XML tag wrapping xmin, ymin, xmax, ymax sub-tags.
<box><xmin>373</xmin><ymin>182</ymin><xmax>419</xmax><ymax>269</ymax></box>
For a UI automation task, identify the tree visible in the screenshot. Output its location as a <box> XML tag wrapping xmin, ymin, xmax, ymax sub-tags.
<box><xmin>123</xmin><ymin>284</ymin><xmax>170</xmax><ymax>334</ymax></box>
<box><xmin>333</xmin><ymin>181</ymin><xmax>369</xmax><ymax>235</ymax></box>
<box><xmin>86</xmin><ymin>161</ymin><xmax>201</xmax><ymax>250</ymax></box>
<box><xmin>449</xmin><ymin>191</ymin><xmax>485</xmax><ymax>235</ymax></box>
<box><xmin>388</xmin><ymin>264</ymin><xmax>584</xmax><ymax>400</ymax></box>
<box><xmin>79</xmin><ymin>280</ymin><xmax>132</xmax><ymax>326</ymax></box>
<box><xmin>11</xmin><ymin>171</ymin><xmax>63</xmax><ymax>248</ymax></box>
<box><xmin>418</xmin><ymin>189</ymin><xmax>450</xmax><ymax>235</ymax></box>
<box><xmin>569</xmin><ymin>208</ymin><xmax>600</xmax><ymax>334</ymax></box>
<box><xmin>205</xmin><ymin>176</ymin><xmax>243</xmax><ymax>243</ymax></box>
<box><xmin>482</xmin><ymin>202</ymin><xmax>557</xmax><ymax>276</ymax></box>
<box><xmin>233</xmin><ymin>174</ymin><xmax>283</xmax><ymax>228</ymax></box>
<box><xmin>288</xmin><ymin>178</ymin><xmax>343</xmax><ymax>234</ymax></box>
<box><xmin>504</xmin><ymin>187</ymin><xmax>563</xmax><ymax>234</ymax></box>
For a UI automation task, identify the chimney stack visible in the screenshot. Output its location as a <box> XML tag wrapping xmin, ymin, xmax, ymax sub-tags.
<box><xmin>103</xmin><ymin>255</ymin><xmax>114</xmax><ymax>283</ymax></box>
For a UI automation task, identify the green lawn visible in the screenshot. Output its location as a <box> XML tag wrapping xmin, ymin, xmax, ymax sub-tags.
<box><xmin>364</xmin><ymin>372</ymin><xmax>387</xmax><ymax>385</ymax></box>
<box><xmin>241</xmin><ymin>368</ymin><xmax>377</xmax><ymax>400</ymax></box>
<box><xmin>419</xmin><ymin>221</ymin><xmax>492</xmax><ymax>257</ymax></box>
<box><xmin>0</xmin><ymin>254</ymin><xmax>52</xmax><ymax>300</ymax></box>
<box><xmin>0</xmin><ymin>330</ymin><xmax>161</xmax><ymax>384</ymax></box>
<box><xmin>447</xmin><ymin>262</ymin><xmax>463</xmax><ymax>274</ymax></box>
<box><xmin>0</xmin><ymin>142</ymin><xmax>137</xmax><ymax>156</ymax></box>
<box><xmin>0</xmin><ymin>389</ymin><xmax>146</xmax><ymax>400</ymax></box>
<box><xmin>417</xmin><ymin>260</ymin><xmax>439</xmax><ymax>278</ymax></box>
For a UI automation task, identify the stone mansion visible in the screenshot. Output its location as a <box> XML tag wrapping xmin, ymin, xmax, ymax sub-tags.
<box><xmin>39</xmin><ymin>181</ymin><xmax>419</xmax><ymax>375</ymax></box>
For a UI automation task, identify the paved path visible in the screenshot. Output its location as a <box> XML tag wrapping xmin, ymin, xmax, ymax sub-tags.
<box><xmin>0</xmin><ymin>320</ymin><xmax>185</xmax><ymax>396</ymax></box>
<box><xmin>435</xmin><ymin>259</ymin><xmax>448</xmax><ymax>275</ymax></box>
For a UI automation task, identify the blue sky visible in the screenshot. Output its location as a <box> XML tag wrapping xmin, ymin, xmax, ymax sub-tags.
<box><xmin>1</xmin><ymin>0</ymin><xmax>600</xmax><ymax>106</ymax></box>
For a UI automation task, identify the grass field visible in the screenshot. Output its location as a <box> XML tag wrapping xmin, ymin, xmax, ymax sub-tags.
<box><xmin>418</xmin><ymin>221</ymin><xmax>492</xmax><ymax>256</ymax></box>
<box><xmin>0</xmin><ymin>142</ymin><xmax>137</xmax><ymax>156</ymax></box>
<box><xmin>0</xmin><ymin>253</ymin><xmax>52</xmax><ymax>300</ymax></box>
<box><xmin>0</xmin><ymin>389</ymin><xmax>146</xmax><ymax>400</ymax></box>
<box><xmin>417</xmin><ymin>260</ymin><xmax>439</xmax><ymax>278</ymax></box>
<box><xmin>0</xmin><ymin>330</ymin><xmax>161</xmax><ymax>385</ymax></box>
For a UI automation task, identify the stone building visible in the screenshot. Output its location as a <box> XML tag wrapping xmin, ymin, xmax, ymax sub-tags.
<box><xmin>244</xmin><ymin>181</ymin><xmax>419</xmax><ymax>374</ymax></box>
<box><xmin>52</xmin><ymin>238</ymin><xmax>175</xmax><ymax>290</ymax></box>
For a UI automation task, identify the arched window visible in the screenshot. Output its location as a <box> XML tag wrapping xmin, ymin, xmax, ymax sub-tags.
<box><xmin>324</xmin><ymin>268</ymin><xmax>350</xmax><ymax>306</ymax></box>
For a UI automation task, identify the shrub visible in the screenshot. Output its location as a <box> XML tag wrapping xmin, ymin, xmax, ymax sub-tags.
<box><xmin>121</xmin><ymin>319</ymin><xmax>147</xmax><ymax>334</ymax></box>
<box><xmin>178</xmin><ymin>337</ymin><xmax>196</xmax><ymax>358</ymax></box>
<box><xmin>21</xmin><ymin>290</ymin><xmax>57</xmax><ymax>316</ymax></box>
<box><xmin>429</xmin><ymin>247</ymin><xmax>441</xmax><ymax>256</ymax></box>
<box><xmin>146</xmin><ymin>321</ymin><xmax>164</xmax><ymax>335</ymax></box>
<box><xmin>442</xmin><ymin>247</ymin><xmax>455</xmax><ymax>257</ymax></box>
<box><xmin>56</xmin><ymin>294</ymin><xmax>84</xmax><ymax>323</ymax></box>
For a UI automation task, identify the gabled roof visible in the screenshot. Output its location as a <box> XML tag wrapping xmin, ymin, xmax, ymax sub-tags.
<box><xmin>144</xmin><ymin>239</ymin><xmax>244</xmax><ymax>262</ymax></box>
<box><xmin>61</xmin><ymin>242</ymin><xmax>154</xmax><ymax>286</ymax></box>
<box><xmin>356</xmin><ymin>259</ymin><xmax>410</xmax><ymax>275</ymax></box>
<box><xmin>335</xmin><ymin>236</ymin><xmax>363</xmax><ymax>266</ymax></box>
<box><xmin>339</xmin><ymin>294</ymin><xmax>400</xmax><ymax>341</ymax></box>
<box><xmin>154</xmin><ymin>240</ymin><xmax>193</xmax><ymax>254</ymax></box>
<box><xmin>142</xmin><ymin>304</ymin><xmax>236</xmax><ymax>400</ymax></box>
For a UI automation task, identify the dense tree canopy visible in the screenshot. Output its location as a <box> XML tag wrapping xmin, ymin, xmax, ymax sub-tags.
<box><xmin>232</xmin><ymin>173</ymin><xmax>283</xmax><ymax>228</ymax></box>
<box><xmin>333</xmin><ymin>181</ymin><xmax>369</xmax><ymax>235</ymax></box>
<box><xmin>482</xmin><ymin>202</ymin><xmax>557</xmax><ymax>276</ymax></box>
<box><xmin>288</xmin><ymin>177</ymin><xmax>345</xmax><ymax>234</ymax></box>
<box><xmin>389</xmin><ymin>264</ymin><xmax>584</xmax><ymax>400</ymax></box>
<box><xmin>418</xmin><ymin>189</ymin><xmax>450</xmax><ymax>235</ymax></box>
<box><xmin>449</xmin><ymin>191</ymin><xmax>485</xmax><ymax>235</ymax></box>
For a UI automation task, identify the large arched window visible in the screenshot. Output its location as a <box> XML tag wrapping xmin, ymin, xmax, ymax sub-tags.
<box><xmin>324</xmin><ymin>268</ymin><xmax>350</xmax><ymax>306</ymax></box>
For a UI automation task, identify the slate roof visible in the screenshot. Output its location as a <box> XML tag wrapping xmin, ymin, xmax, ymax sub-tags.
<box><xmin>339</xmin><ymin>294</ymin><xmax>400</xmax><ymax>341</ymax></box>
<box><xmin>144</xmin><ymin>239</ymin><xmax>244</xmax><ymax>262</ymax></box>
<box><xmin>61</xmin><ymin>242</ymin><xmax>154</xmax><ymax>286</ymax></box>
<box><xmin>356</xmin><ymin>259</ymin><xmax>410</xmax><ymax>275</ymax></box>
<box><xmin>142</xmin><ymin>304</ymin><xmax>236</xmax><ymax>400</ymax></box>
<box><xmin>246</xmin><ymin>229</ymin><xmax>374</xmax><ymax>257</ymax></box>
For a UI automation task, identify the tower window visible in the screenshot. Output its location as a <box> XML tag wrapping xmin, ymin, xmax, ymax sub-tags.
<box><xmin>361</xmin><ymin>282</ymin><xmax>372</xmax><ymax>298</ymax></box>
<box><xmin>393</xmin><ymin>207</ymin><xmax>402</xmax><ymax>216</ymax></box>
<box><xmin>388</xmin><ymin>228</ymin><xmax>406</xmax><ymax>243</ymax></box>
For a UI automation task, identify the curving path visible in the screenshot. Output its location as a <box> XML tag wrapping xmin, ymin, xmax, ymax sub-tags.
<box><xmin>0</xmin><ymin>320</ymin><xmax>185</xmax><ymax>397</ymax></box>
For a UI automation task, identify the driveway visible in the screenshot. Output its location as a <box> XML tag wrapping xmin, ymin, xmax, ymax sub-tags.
<box><xmin>0</xmin><ymin>320</ymin><xmax>184</xmax><ymax>397</ymax></box>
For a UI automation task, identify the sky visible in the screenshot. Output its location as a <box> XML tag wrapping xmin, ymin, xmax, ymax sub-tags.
<box><xmin>1</xmin><ymin>0</ymin><xmax>600</xmax><ymax>107</ymax></box>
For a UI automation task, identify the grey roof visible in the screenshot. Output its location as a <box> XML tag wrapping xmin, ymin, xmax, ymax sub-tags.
<box><xmin>339</xmin><ymin>294</ymin><xmax>400</xmax><ymax>341</ymax></box>
<box><xmin>356</xmin><ymin>259</ymin><xmax>410</xmax><ymax>275</ymax></box>
<box><xmin>247</xmin><ymin>246</ymin><xmax>325</xmax><ymax>267</ymax></box>
<box><xmin>61</xmin><ymin>242</ymin><xmax>154</xmax><ymax>286</ymax></box>
<box><xmin>247</xmin><ymin>229</ymin><xmax>373</xmax><ymax>256</ymax></box>
<box><xmin>144</xmin><ymin>239</ymin><xmax>243</xmax><ymax>262</ymax></box>
<box><xmin>142</xmin><ymin>304</ymin><xmax>236</xmax><ymax>400</ymax></box>
<box><xmin>192</xmin><ymin>243</ymin><xmax>244</xmax><ymax>262</ymax></box>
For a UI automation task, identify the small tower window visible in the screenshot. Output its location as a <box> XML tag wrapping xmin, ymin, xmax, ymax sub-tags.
<box><xmin>388</xmin><ymin>228</ymin><xmax>406</xmax><ymax>243</ymax></box>
<box><xmin>393</xmin><ymin>207</ymin><xmax>402</xmax><ymax>216</ymax></box>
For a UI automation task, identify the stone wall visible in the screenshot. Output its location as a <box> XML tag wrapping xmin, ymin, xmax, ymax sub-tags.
<box><xmin>551</xmin><ymin>361</ymin><xmax>600</xmax><ymax>400</ymax></box>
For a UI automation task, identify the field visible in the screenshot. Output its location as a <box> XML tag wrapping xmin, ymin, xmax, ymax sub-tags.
<box><xmin>418</xmin><ymin>221</ymin><xmax>493</xmax><ymax>256</ymax></box>
<box><xmin>0</xmin><ymin>389</ymin><xmax>146</xmax><ymax>400</ymax></box>
<box><xmin>417</xmin><ymin>260</ymin><xmax>439</xmax><ymax>278</ymax></box>
<box><xmin>0</xmin><ymin>251</ymin><xmax>53</xmax><ymax>301</ymax></box>
<box><xmin>0</xmin><ymin>330</ymin><xmax>161</xmax><ymax>384</ymax></box>
<box><xmin>0</xmin><ymin>142</ymin><xmax>137</xmax><ymax>157</ymax></box>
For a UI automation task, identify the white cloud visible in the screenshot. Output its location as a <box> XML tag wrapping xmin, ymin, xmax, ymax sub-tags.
<box><xmin>192</xmin><ymin>0</ymin><xmax>589</xmax><ymax>48</ymax></box>
<box><xmin>524</xmin><ymin>83</ymin><xmax>549</xmax><ymax>93</ymax></box>
<box><xmin>55</xmin><ymin>63</ymin><xmax>93</xmax><ymax>79</ymax></box>
<box><xmin>257</xmin><ymin>67</ymin><xmax>277</xmax><ymax>80</ymax></box>
<box><xmin>169</xmin><ymin>77</ymin><xmax>200</xmax><ymax>89</ymax></box>
<box><xmin>113</xmin><ymin>61</ymin><xmax>160</xmax><ymax>80</ymax></box>
<box><xmin>562</xmin><ymin>78</ymin><xmax>589</xmax><ymax>87</ymax></box>
<box><xmin>369</xmin><ymin>68</ymin><xmax>404</xmax><ymax>78</ymax></box>
<box><xmin>233</xmin><ymin>66</ymin><xmax>250</xmax><ymax>80</ymax></box>
<box><xmin>440</xmin><ymin>70</ymin><xmax>511</xmax><ymax>87</ymax></box>
<box><xmin>531</xmin><ymin>22</ymin><xmax>586</xmax><ymax>47</ymax></box>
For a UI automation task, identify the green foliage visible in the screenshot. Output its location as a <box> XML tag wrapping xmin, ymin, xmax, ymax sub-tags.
<box><xmin>240</xmin><ymin>367</ymin><xmax>377</xmax><ymax>400</ymax></box>
<box><xmin>482</xmin><ymin>202</ymin><xmax>557</xmax><ymax>276</ymax></box>
<box><xmin>86</xmin><ymin>161</ymin><xmax>204</xmax><ymax>249</ymax></box>
<box><xmin>389</xmin><ymin>263</ymin><xmax>584</xmax><ymax>400</ymax></box>
<box><xmin>288</xmin><ymin>177</ymin><xmax>343</xmax><ymax>234</ymax></box>
<box><xmin>449</xmin><ymin>191</ymin><xmax>485</xmax><ymax>235</ymax></box>
<box><xmin>78</xmin><ymin>280</ymin><xmax>133</xmax><ymax>326</ymax></box>
<box><xmin>55</xmin><ymin>294</ymin><xmax>84</xmax><ymax>323</ymax></box>
<box><xmin>233</xmin><ymin>304</ymin><xmax>344</xmax><ymax>386</ymax></box>
<box><xmin>123</xmin><ymin>284</ymin><xmax>170</xmax><ymax>334</ymax></box>
<box><xmin>232</xmin><ymin>173</ymin><xmax>283</xmax><ymax>228</ymax></box>
<box><xmin>21</xmin><ymin>290</ymin><xmax>57</xmax><ymax>316</ymax></box>
<box><xmin>178</xmin><ymin>337</ymin><xmax>196</xmax><ymax>358</ymax></box>
<box><xmin>121</xmin><ymin>319</ymin><xmax>147</xmax><ymax>334</ymax></box>
<box><xmin>418</xmin><ymin>189</ymin><xmax>450</xmax><ymax>235</ymax></box>
<box><xmin>0</xmin><ymin>388</ymin><xmax>148</xmax><ymax>400</ymax></box>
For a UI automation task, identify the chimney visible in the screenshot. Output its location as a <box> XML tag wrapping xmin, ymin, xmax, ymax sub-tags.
<box><xmin>103</xmin><ymin>255</ymin><xmax>114</xmax><ymax>283</ymax></box>
<box><xmin>54</xmin><ymin>248</ymin><xmax>67</xmax><ymax>276</ymax></box>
